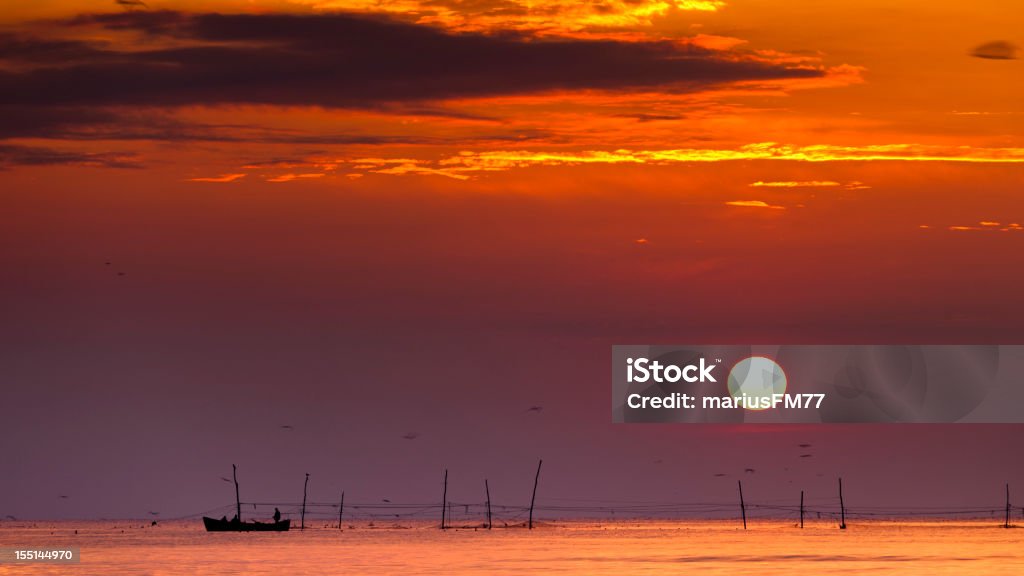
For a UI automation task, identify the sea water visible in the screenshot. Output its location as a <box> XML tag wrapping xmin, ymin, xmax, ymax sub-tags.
<box><xmin>1</xmin><ymin>519</ymin><xmax>1022</xmax><ymax>575</ymax></box>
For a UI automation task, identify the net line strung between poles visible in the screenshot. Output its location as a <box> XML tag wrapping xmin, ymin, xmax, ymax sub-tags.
<box><xmin>175</xmin><ymin>497</ymin><xmax>1024</xmax><ymax>527</ymax></box>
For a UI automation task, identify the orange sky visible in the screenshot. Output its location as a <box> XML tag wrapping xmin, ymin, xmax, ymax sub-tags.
<box><xmin>2</xmin><ymin>0</ymin><xmax>1024</xmax><ymax>519</ymax></box>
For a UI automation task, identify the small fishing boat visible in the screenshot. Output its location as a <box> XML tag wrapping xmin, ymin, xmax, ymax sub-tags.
<box><xmin>202</xmin><ymin>516</ymin><xmax>290</xmax><ymax>532</ymax></box>
<box><xmin>205</xmin><ymin>464</ymin><xmax>290</xmax><ymax>532</ymax></box>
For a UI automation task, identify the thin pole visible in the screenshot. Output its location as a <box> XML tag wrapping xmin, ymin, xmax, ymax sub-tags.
<box><xmin>232</xmin><ymin>464</ymin><xmax>241</xmax><ymax>523</ymax></box>
<box><xmin>338</xmin><ymin>491</ymin><xmax>345</xmax><ymax>530</ymax></box>
<box><xmin>800</xmin><ymin>490</ymin><xmax>804</xmax><ymax>529</ymax></box>
<box><xmin>440</xmin><ymin>469</ymin><xmax>448</xmax><ymax>530</ymax></box>
<box><xmin>529</xmin><ymin>459</ymin><xmax>543</xmax><ymax>529</ymax></box>
<box><xmin>485</xmin><ymin>479</ymin><xmax>492</xmax><ymax>529</ymax></box>
<box><xmin>1006</xmin><ymin>484</ymin><xmax>1011</xmax><ymax>529</ymax></box>
<box><xmin>738</xmin><ymin>480</ymin><xmax>747</xmax><ymax>530</ymax></box>
<box><xmin>838</xmin><ymin>477</ymin><xmax>847</xmax><ymax>529</ymax></box>
<box><xmin>301</xmin><ymin>473</ymin><xmax>309</xmax><ymax>530</ymax></box>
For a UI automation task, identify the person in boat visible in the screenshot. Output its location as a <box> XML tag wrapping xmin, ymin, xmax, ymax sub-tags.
<box><xmin>273</xmin><ymin>508</ymin><xmax>281</xmax><ymax>523</ymax></box>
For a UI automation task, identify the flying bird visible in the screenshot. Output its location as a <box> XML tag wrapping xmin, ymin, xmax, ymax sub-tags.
<box><xmin>59</xmin><ymin>495</ymin><xmax>69</xmax><ymax>499</ymax></box>
<box><xmin>713</xmin><ymin>473</ymin><xmax>727</xmax><ymax>477</ymax></box>
<box><xmin>798</xmin><ymin>443</ymin><xmax>812</xmax><ymax>448</ymax></box>
<box><xmin>744</xmin><ymin>468</ymin><xmax>756</xmax><ymax>474</ymax></box>
<box><xmin>220</xmin><ymin>477</ymin><xmax>232</xmax><ymax>483</ymax></box>
<box><xmin>148</xmin><ymin>511</ymin><xmax>159</xmax><ymax>516</ymax></box>
<box><xmin>525</xmin><ymin>406</ymin><xmax>543</xmax><ymax>414</ymax></box>
<box><xmin>115</xmin><ymin>0</ymin><xmax>149</xmax><ymax>9</ymax></box>
<box><xmin>401</xmin><ymin>432</ymin><xmax>419</xmax><ymax>440</ymax></box>
<box><xmin>280</xmin><ymin>425</ymin><xmax>294</xmax><ymax>431</ymax></box>
<box><xmin>5</xmin><ymin>515</ymin><xmax>17</xmax><ymax>520</ymax></box>
<box><xmin>800</xmin><ymin>454</ymin><xmax>813</xmax><ymax>458</ymax></box>
<box><xmin>382</xmin><ymin>499</ymin><xmax>391</xmax><ymax>503</ymax></box>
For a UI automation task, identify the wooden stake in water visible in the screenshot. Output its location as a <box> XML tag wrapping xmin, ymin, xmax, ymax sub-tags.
<box><xmin>838</xmin><ymin>477</ymin><xmax>847</xmax><ymax>530</ymax></box>
<box><xmin>485</xmin><ymin>479</ymin><xmax>492</xmax><ymax>530</ymax></box>
<box><xmin>232</xmin><ymin>464</ymin><xmax>241</xmax><ymax>523</ymax></box>
<box><xmin>800</xmin><ymin>490</ymin><xmax>804</xmax><ymax>529</ymax></box>
<box><xmin>1005</xmin><ymin>484</ymin><xmax>1011</xmax><ymax>529</ymax></box>
<box><xmin>440</xmin><ymin>469</ymin><xmax>448</xmax><ymax>530</ymax></box>
<box><xmin>738</xmin><ymin>480</ymin><xmax>747</xmax><ymax>530</ymax></box>
<box><xmin>529</xmin><ymin>459</ymin><xmax>543</xmax><ymax>530</ymax></box>
<box><xmin>301</xmin><ymin>473</ymin><xmax>309</xmax><ymax>530</ymax></box>
<box><xmin>338</xmin><ymin>491</ymin><xmax>345</xmax><ymax>530</ymax></box>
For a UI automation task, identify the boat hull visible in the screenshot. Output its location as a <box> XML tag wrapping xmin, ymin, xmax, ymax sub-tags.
<box><xmin>203</xmin><ymin>517</ymin><xmax>290</xmax><ymax>532</ymax></box>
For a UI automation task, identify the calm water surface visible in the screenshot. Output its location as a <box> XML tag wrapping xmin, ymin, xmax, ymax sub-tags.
<box><xmin>1</xmin><ymin>520</ymin><xmax>1021</xmax><ymax>574</ymax></box>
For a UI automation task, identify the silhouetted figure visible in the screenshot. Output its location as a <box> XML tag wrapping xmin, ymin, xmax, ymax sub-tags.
<box><xmin>231</xmin><ymin>514</ymin><xmax>239</xmax><ymax>524</ymax></box>
<box><xmin>273</xmin><ymin>508</ymin><xmax>281</xmax><ymax>523</ymax></box>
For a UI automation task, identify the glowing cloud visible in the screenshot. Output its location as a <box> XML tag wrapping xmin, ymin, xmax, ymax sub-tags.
<box><xmin>377</xmin><ymin>143</ymin><xmax>1024</xmax><ymax>179</ymax></box>
<box><xmin>266</xmin><ymin>173</ymin><xmax>328</xmax><ymax>183</ymax></box>
<box><xmin>749</xmin><ymin>181</ymin><xmax>842</xmax><ymax>188</ymax></box>
<box><xmin>187</xmin><ymin>173</ymin><xmax>246</xmax><ymax>183</ymax></box>
<box><xmin>295</xmin><ymin>1</ymin><xmax>727</xmax><ymax>33</ymax></box>
<box><xmin>725</xmin><ymin>200</ymin><xmax>785</xmax><ymax>209</ymax></box>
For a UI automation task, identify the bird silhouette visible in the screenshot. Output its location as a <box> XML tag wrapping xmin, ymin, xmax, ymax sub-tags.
<box><xmin>219</xmin><ymin>477</ymin><xmax>232</xmax><ymax>483</ymax></box>
<box><xmin>525</xmin><ymin>406</ymin><xmax>544</xmax><ymax>414</ymax></box>
<box><xmin>744</xmin><ymin>468</ymin><xmax>756</xmax><ymax>474</ymax></box>
<box><xmin>713</xmin><ymin>473</ymin><xmax>727</xmax><ymax>477</ymax></box>
<box><xmin>401</xmin><ymin>432</ymin><xmax>419</xmax><ymax>440</ymax></box>
<box><xmin>5</xmin><ymin>515</ymin><xmax>16</xmax><ymax>520</ymax></box>
<box><xmin>800</xmin><ymin>454</ymin><xmax>813</xmax><ymax>458</ymax></box>
<box><xmin>382</xmin><ymin>499</ymin><xmax>391</xmax><ymax>503</ymax></box>
<box><xmin>798</xmin><ymin>443</ymin><xmax>812</xmax><ymax>448</ymax></box>
<box><xmin>148</xmin><ymin>511</ymin><xmax>159</xmax><ymax>516</ymax></box>
<box><xmin>280</xmin><ymin>425</ymin><xmax>294</xmax><ymax>431</ymax></box>
<box><xmin>58</xmin><ymin>495</ymin><xmax>69</xmax><ymax>499</ymax></box>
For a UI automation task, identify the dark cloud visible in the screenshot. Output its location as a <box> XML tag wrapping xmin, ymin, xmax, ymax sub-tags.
<box><xmin>615</xmin><ymin>113</ymin><xmax>685</xmax><ymax>122</ymax></box>
<box><xmin>1</xmin><ymin>11</ymin><xmax>818</xmax><ymax>111</ymax></box>
<box><xmin>970</xmin><ymin>40</ymin><xmax>1020</xmax><ymax>60</ymax></box>
<box><xmin>0</xmin><ymin>104</ymin><xmax>549</xmax><ymax>145</ymax></box>
<box><xmin>0</xmin><ymin>144</ymin><xmax>140</xmax><ymax>169</ymax></box>
<box><xmin>0</xmin><ymin>32</ymin><xmax>110</xmax><ymax>64</ymax></box>
<box><xmin>0</xmin><ymin>10</ymin><xmax>819</xmax><ymax>158</ymax></box>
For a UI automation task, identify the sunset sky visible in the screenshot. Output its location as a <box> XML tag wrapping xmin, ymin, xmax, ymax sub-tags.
<box><xmin>1</xmin><ymin>1</ymin><xmax>1023</xmax><ymax>520</ymax></box>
